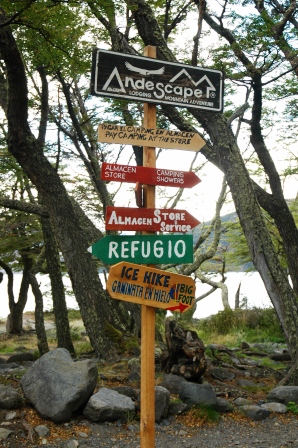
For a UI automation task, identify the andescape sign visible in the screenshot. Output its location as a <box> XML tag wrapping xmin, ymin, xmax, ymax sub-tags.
<box><xmin>91</xmin><ymin>49</ymin><xmax>223</xmax><ymax>112</ymax></box>
<box><xmin>101</xmin><ymin>162</ymin><xmax>201</xmax><ymax>188</ymax></box>
<box><xmin>107</xmin><ymin>262</ymin><xmax>196</xmax><ymax>313</ymax></box>
<box><xmin>88</xmin><ymin>234</ymin><xmax>194</xmax><ymax>265</ymax></box>
<box><xmin>105</xmin><ymin>206</ymin><xmax>200</xmax><ymax>232</ymax></box>
<box><xmin>98</xmin><ymin>123</ymin><xmax>205</xmax><ymax>152</ymax></box>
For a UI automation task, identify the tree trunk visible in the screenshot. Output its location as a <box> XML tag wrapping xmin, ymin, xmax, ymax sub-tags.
<box><xmin>4</xmin><ymin>252</ymin><xmax>32</xmax><ymax>334</ymax></box>
<box><xmin>41</xmin><ymin>216</ymin><xmax>75</xmax><ymax>356</ymax></box>
<box><xmin>125</xmin><ymin>0</ymin><xmax>298</xmax><ymax>382</ymax></box>
<box><xmin>0</xmin><ymin>12</ymin><xmax>122</xmax><ymax>357</ymax></box>
<box><xmin>162</xmin><ymin>318</ymin><xmax>207</xmax><ymax>382</ymax></box>
<box><xmin>28</xmin><ymin>273</ymin><xmax>49</xmax><ymax>355</ymax></box>
<box><xmin>235</xmin><ymin>282</ymin><xmax>241</xmax><ymax>309</ymax></box>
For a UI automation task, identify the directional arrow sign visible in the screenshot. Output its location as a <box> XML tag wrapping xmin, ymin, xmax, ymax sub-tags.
<box><xmin>107</xmin><ymin>262</ymin><xmax>195</xmax><ymax>313</ymax></box>
<box><xmin>88</xmin><ymin>234</ymin><xmax>193</xmax><ymax>265</ymax></box>
<box><xmin>98</xmin><ymin>124</ymin><xmax>205</xmax><ymax>152</ymax></box>
<box><xmin>101</xmin><ymin>162</ymin><xmax>201</xmax><ymax>188</ymax></box>
<box><xmin>105</xmin><ymin>206</ymin><xmax>200</xmax><ymax>232</ymax></box>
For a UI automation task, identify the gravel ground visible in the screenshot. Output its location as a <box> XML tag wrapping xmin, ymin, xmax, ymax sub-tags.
<box><xmin>31</xmin><ymin>413</ymin><xmax>298</xmax><ymax>448</ymax></box>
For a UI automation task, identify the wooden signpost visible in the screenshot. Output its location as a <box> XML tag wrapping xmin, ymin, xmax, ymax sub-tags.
<box><xmin>98</xmin><ymin>123</ymin><xmax>205</xmax><ymax>152</ymax></box>
<box><xmin>107</xmin><ymin>262</ymin><xmax>195</xmax><ymax>313</ymax></box>
<box><xmin>101</xmin><ymin>162</ymin><xmax>201</xmax><ymax>188</ymax></box>
<box><xmin>91</xmin><ymin>45</ymin><xmax>210</xmax><ymax>448</ymax></box>
<box><xmin>88</xmin><ymin>234</ymin><xmax>193</xmax><ymax>265</ymax></box>
<box><xmin>105</xmin><ymin>206</ymin><xmax>200</xmax><ymax>232</ymax></box>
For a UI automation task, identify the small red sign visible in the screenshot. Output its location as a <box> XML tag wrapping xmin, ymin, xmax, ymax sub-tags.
<box><xmin>101</xmin><ymin>163</ymin><xmax>201</xmax><ymax>188</ymax></box>
<box><xmin>105</xmin><ymin>206</ymin><xmax>200</xmax><ymax>232</ymax></box>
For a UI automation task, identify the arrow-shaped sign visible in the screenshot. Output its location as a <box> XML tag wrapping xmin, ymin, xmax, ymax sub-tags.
<box><xmin>107</xmin><ymin>262</ymin><xmax>195</xmax><ymax>313</ymax></box>
<box><xmin>98</xmin><ymin>124</ymin><xmax>205</xmax><ymax>152</ymax></box>
<box><xmin>101</xmin><ymin>163</ymin><xmax>201</xmax><ymax>188</ymax></box>
<box><xmin>88</xmin><ymin>234</ymin><xmax>193</xmax><ymax>265</ymax></box>
<box><xmin>105</xmin><ymin>206</ymin><xmax>200</xmax><ymax>232</ymax></box>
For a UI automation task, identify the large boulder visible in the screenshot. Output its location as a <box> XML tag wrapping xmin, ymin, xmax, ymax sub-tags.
<box><xmin>83</xmin><ymin>387</ymin><xmax>135</xmax><ymax>422</ymax></box>
<box><xmin>20</xmin><ymin>348</ymin><xmax>98</xmax><ymax>423</ymax></box>
<box><xmin>267</xmin><ymin>386</ymin><xmax>298</xmax><ymax>405</ymax></box>
<box><xmin>137</xmin><ymin>385</ymin><xmax>170</xmax><ymax>423</ymax></box>
<box><xmin>154</xmin><ymin>386</ymin><xmax>170</xmax><ymax>423</ymax></box>
<box><xmin>179</xmin><ymin>382</ymin><xmax>217</xmax><ymax>407</ymax></box>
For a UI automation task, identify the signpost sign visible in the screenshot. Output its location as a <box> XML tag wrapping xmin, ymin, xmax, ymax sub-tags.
<box><xmin>107</xmin><ymin>262</ymin><xmax>195</xmax><ymax>313</ymax></box>
<box><xmin>100</xmin><ymin>162</ymin><xmax>201</xmax><ymax>188</ymax></box>
<box><xmin>98</xmin><ymin>123</ymin><xmax>205</xmax><ymax>152</ymax></box>
<box><xmin>91</xmin><ymin>49</ymin><xmax>223</xmax><ymax>112</ymax></box>
<box><xmin>88</xmin><ymin>234</ymin><xmax>193</xmax><ymax>265</ymax></box>
<box><xmin>105</xmin><ymin>206</ymin><xmax>200</xmax><ymax>232</ymax></box>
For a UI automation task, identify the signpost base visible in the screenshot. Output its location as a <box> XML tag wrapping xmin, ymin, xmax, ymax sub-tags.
<box><xmin>140</xmin><ymin>304</ymin><xmax>156</xmax><ymax>447</ymax></box>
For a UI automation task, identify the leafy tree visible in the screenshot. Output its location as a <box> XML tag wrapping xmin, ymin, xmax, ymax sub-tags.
<box><xmin>83</xmin><ymin>0</ymin><xmax>298</xmax><ymax>383</ymax></box>
<box><xmin>0</xmin><ymin>0</ymin><xmax>297</xmax><ymax>385</ymax></box>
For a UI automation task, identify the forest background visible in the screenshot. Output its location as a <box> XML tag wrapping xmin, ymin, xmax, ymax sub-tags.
<box><xmin>0</xmin><ymin>0</ymin><xmax>298</xmax><ymax>382</ymax></box>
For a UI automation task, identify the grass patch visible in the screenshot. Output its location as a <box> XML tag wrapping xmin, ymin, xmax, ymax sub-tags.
<box><xmin>195</xmin><ymin>307</ymin><xmax>285</xmax><ymax>346</ymax></box>
<box><xmin>178</xmin><ymin>404</ymin><xmax>220</xmax><ymax>426</ymax></box>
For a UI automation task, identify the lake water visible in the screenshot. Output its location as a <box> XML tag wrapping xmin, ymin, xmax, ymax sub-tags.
<box><xmin>0</xmin><ymin>271</ymin><xmax>272</xmax><ymax>320</ymax></box>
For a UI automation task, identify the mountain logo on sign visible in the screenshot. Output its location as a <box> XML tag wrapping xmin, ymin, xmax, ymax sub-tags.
<box><xmin>102</xmin><ymin>67</ymin><xmax>126</xmax><ymax>93</ymax></box>
<box><xmin>169</xmin><ymin>70</ymin><xmax>216</xmax><ymax>98</ymax></box>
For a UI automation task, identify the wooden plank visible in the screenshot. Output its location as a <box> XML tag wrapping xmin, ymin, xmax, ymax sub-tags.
<box><xmin>100</xmin><ymin>163</ymin><xmax>201</xmax><ymax>188</ymax></box>
<box><xmin>89</xmin><ymin>234</ymin><xmax>194</xmax><ymax>265</ymax></box>
<box><xmin>91</xmin><ymin>48</ymin><xmax>224</xmax><ymax>112</ymax></box>
<box><xmin>106</xmin><ymin>261</ymin><xmax>196</xmax><ymax>313</ymax></box>
<box><xmin>105</xmin><ymin>206</ymin><xmax>200</xmax><ymax>232</ymax></box>
<box><xmin>98</xmin><ymin>123</ymin><xmax>205</xmax><ymax>152</ymax></box>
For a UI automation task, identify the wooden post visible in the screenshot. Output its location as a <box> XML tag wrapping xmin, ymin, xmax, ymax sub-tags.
<box><xmin>140</xmin><ymin>45</ymin><xmax>156</xmax><ymax>448</ymax></box>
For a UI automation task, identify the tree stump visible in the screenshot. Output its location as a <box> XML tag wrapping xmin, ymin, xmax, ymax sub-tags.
<box><xmin>162</xmin><ymin>318</ymin><xmax>207</xmax><ymax>382</ymax></box>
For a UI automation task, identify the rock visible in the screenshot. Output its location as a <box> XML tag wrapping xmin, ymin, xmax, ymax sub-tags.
<box><xmin>239</xmin><ymin>404</ymin><xmax>271</xmax><ymax>421</ymax></box>
<box><xmin>0</xmin><ymin>385</ymin><xmax>23</xmax><ymax>409</ymax></box>
<box><xmin>0</xmin><ymin>428</ymin><xmax>13</xmax><ymax>441</ymax></box>
<box><xmin>267</xmin><ymin>386</ymin><xmax>298</xmax><ymax>405</ymax></box>
<box><xmin>233</xmin><ymin>397</ymin><xmax>252</xmax><ymax>406</ymax></box>
<box><xmin>83</xmin><ymin>387</ymin><xmax>135</xmax><ymax>422</ymax></box>
<box><xmin>261</xmin><ymin>402</ymin><xmax>288</xmax><ymax>413</ymax></box>
<box><xmin>65</xmin><ymin>440</ymin><xmax>79</xmax><ymax>448</ymax></box>
<box><xmin>20</xmin><ymin>348</ymin><xmax>98</xmax><ymax>423</ymax></box>
<box><xmin>0</xmin><ymin>362</ymin><xmax>22</xmax><ymax>371</ymax></box>
<box><xmin>154</xmin><ymin>386</ymin><xmax>170</xmax><ymax>423</ymax></box>
<box><xmin>5</xmin><ymin>411</ymin><xmax>17</xmax><ymax>420</ymax></box>
<box><xmin>112</xmin><ymin>385</ymin><xmax>138</xmax><ymax>400</ymax></box>
<box><xmin>168</xmin><ymin>401</ymin><xmax>190</xmax><ymax>416</ymax></box>
<box><xmin>215</xmin><ymin>398</ymin><xmax>234</xmax><ymax>413</ymax></box>
<box><xmin>35</xmin><ymin>425</ymin><xmax>50</xmax><ymax>437</ymax></box>
<box><xmin>127</xmin><ymin>357</ymin><xmax>140</xmax><ymax>373</ymax></box>
<box><xmin>6</xmin><ymin>352</ymin><xmax>35</xmax><ymax>364</ymax></box>
<box><xmin>209</xmin><ymin>367</ymin><xmax>235</xmax><ymax>382</ymax></box>
<box><xmin>179</xmin><ymin>383</ymin><xmax>217</xmax><ymax>407</ymax></box>
<box><xmin>127</xmin><ymin>371</ymin><xmax>140</xmax><ymax>383</ymax></box>
<box><xmin>236</xmin><ymin>379</ymin><xmax>263</xmax><ymax>388</ymax></box>
<box><xmin>161</xmin><ymin>373</ymin><xmax>187</xmax><ymax>394</ymax></box>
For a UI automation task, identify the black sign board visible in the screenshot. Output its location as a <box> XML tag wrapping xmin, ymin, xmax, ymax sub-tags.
<box><xmin>91</xmin><ymin>49</ymin><xmax>223</xmax><ymax>112</ymax></box>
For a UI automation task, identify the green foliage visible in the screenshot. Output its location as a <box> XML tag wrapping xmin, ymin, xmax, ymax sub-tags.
<box><xmin>69</xmin><ymin>325</ymin><xmax>82</xmax><ymax>342</ymax></box>
<box><xmin>196</xmin><ymin>307</ymin><xmax>285</xmax><ymax>345</ymax></box>
<box><xmin>287</xmin><ymin>402</ymin><xmax>298</xmax><ymax>414</ymax></box>
<box><xmin>191</xmin><ymin>404</ymin><xmax>221</xmax><ymax>423</ymax></box>
<box><xmin>103</xmin><ymin>321</ymin><xmax>123</xmax><ymax>344</ymax></box>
